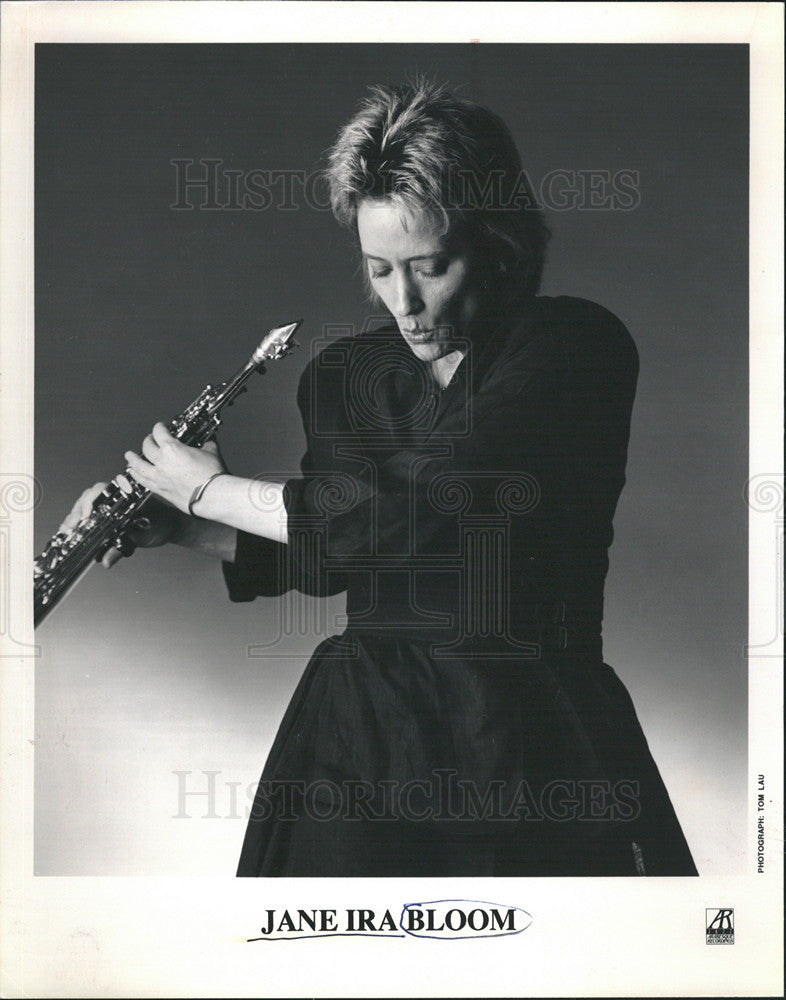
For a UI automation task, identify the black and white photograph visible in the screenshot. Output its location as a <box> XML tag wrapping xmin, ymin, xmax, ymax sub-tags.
<box><xmin>1</xmin><ymin>2</ymin><xmax>782</xmax><ymax>997</ymax></box>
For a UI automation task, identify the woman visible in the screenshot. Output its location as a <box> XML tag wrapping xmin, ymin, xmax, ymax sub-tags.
<box><xmin>64</xmin><ymin>81</ymin><xmax>697</xmax><ymax>876</ymax></box>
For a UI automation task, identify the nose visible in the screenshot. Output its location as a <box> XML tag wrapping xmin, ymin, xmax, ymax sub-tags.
<box><xmin>391</xmin><ymin>270</ymin><xmax>423</xmax><ymax>317</ymax></box>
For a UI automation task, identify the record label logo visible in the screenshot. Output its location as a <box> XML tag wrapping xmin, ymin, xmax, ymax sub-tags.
<box><xmin>706</xmin><ymin>908</ymin><xmax>734</xmax><ymax>944</ymax></box>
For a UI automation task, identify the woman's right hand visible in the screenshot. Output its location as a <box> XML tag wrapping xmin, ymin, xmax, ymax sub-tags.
<box><xmin>58</xmin><ymin>482</ymin><xmax>185</xmax><ymax>568</ymax></box>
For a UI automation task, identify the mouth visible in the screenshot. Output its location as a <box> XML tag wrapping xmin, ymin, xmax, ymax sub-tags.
<box><xmin>400</xmin><ymin>327</ymin><xmax>434</xmax><ymax>341</ymax></box>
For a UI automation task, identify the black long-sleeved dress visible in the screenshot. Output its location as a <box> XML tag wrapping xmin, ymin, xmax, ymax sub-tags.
<box><xmin>225</xmin><ymin>295</ymin><xmax>698</xmax><ymax>877</ymax></box>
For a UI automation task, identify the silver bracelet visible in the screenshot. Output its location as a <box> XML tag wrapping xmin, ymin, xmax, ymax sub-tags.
<box><xmin>188</xmin><ymin>471</ymin><xmax>227</xmax><ymax>519</ymax></box>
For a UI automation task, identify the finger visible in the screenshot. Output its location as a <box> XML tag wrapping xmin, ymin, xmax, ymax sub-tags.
<box><xmin>124</xmin><ymin>451</ymin><xmax>155</xmax><ymax>488</ymax></box>
<box><xmin>89</xmin><ymin>481</ymin><xmax>107</xmax><ymax>501</ymax></box>
<box><xmin>151</xmin><ymin>422</ymin><xmax>175</xmax><ymax>446</ymax></box>
<box><xmin>79</xmin><ymin>496</ymin><xmax>96</xmax><ymax>520</ymax></box>
<box><xmin>58</xmin><ymin>510</ymin><xmax>79</xmax><ymax>534</ymax></box>
<box><xmin>101</xmin><ymin>546</ymin><xmax>123</xmax><ymax>569</ymax></box>
<box><xmin>141</xmin><ymin>434</ymin><xmax>160</xmax><ymax>462</ymax></box>
<box><xmin>59</xmin><ymin>501</ymin><xmax>84</xmax><ymax>533</ymax></box>
<box><xmin>125</xmin><ymin>449</ymin><xmax>148</xmax><ymax>469</ymax></box>
<box><xmin>59</xmin><ymin>483</ymin><xmax>106</xmax><ymax>533</ymax></box>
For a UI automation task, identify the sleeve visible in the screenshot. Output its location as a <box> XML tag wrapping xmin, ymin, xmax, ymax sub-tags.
<box><xmin>222</xmin><ymin>530</ymin><xmax>289</xmax><ymax>603</ymax></box>
<box><xmin>221</xmin><ymin>346</ymin><xmax>355</xmax><ymax>602</ymax></box>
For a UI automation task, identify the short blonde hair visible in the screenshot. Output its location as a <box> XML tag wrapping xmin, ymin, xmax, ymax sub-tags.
<box><xmin>325</xmin><ymin>79</ymin><xmax>549</xmax><ymax>298</ymax></box>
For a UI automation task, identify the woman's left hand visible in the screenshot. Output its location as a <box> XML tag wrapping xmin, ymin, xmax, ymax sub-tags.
<box><xmin>125</xmin><ymin>423</ymin><xmax>226</xmax><ymax>514</ymax></box>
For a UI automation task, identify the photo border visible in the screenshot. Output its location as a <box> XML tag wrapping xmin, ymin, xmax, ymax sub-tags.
<box><xmin>1</xmin><ymin>3</ymin><xmax>782</xmax><ymax>997</ymax></box>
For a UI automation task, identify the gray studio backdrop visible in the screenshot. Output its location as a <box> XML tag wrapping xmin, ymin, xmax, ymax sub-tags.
<box><xmin>34</xmin><ymin>44</ymin><xmax>748</xmax><ymax>875</ymax></box>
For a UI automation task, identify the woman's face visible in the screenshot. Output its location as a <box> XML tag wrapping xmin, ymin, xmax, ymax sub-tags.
<box><xmin>356</xmin><ymin>198</ymin><xmax>483</xmax><ymax>363</ymax></box>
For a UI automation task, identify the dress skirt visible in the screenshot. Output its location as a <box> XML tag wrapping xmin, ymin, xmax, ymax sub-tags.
<box><xmin>236</xmin><ymin>629</ymin><xmax>698</xmax><ymax>877</ymax></box>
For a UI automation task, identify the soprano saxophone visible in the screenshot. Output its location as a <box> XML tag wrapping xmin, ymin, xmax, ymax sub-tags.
<box><xmin>33</xmin><ymin>320</ymin><xmax>300</xmax><ymax>626</ymax></box>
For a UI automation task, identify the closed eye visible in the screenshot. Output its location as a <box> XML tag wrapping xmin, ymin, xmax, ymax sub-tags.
<box><xmin>417</xmin><ymin>263</ymin><xmax>448</xmax><ymax>278</ymax></box>
<box><xmin>367</xmin><ymin>257</ymin><xmax>450</xmax><ymax>280</ymax></box>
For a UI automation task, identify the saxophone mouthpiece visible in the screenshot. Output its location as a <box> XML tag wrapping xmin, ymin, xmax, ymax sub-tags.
<box><xmin>254</xmin><ymin>320</ymin><xmax>302</xmax><ymax>364</ymax></box>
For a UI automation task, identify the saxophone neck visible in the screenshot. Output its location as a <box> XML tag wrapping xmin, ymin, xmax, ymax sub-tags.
<box><xmin>204</xmin><ymin>319</ymin><xmax>302</xmax><ymax>418</ymax></box>
<box><xmin>251</xmin><ymin>320</ymin><xmax>301</xmax><ymax>367</ymax></box>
